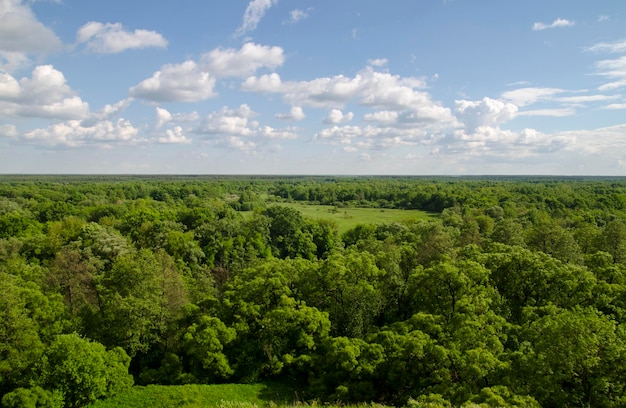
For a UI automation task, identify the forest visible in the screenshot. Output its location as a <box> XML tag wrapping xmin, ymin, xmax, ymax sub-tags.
<box><xmin>2</xmin><ymin>175</ymin><xmax>626</xmax><ymax>407</ymax></box>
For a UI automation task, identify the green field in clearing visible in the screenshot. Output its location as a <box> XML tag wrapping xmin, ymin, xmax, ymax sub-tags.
<box><xmin>87</xmin><ymin>383</ymin><xmax>386</xmax><ymax>408</ymax></box>
<box><xmin>88</xmin><ymin>383</ymin><xmax>289</xmax><ymax>408</ymax></box>
<box><xmin>275</xmin><ymin>202</ymin><xmax>436</xmax><ymax>234</ymax></box>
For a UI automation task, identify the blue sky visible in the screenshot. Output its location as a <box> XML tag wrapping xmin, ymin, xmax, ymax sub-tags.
<box><xmin>1</xmin><ymin>0</ymin><xmax>626</xmax><ymax>174</ymax></box>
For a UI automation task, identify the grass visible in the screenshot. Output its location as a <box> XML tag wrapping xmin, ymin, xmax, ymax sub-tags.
<box><xmin>88</xmin><ymin>383</ymin><xmax>389</xmax><ymax>408</ymax></box>
<box><xmin>274</xmin><ymin>202</ymin><xmax>436</xmax><ymax>235</ymax></box>
<box><xmin>87</xmin><ymin>383</ymin><xmax>293</xmax><ymax>408</ymax></box>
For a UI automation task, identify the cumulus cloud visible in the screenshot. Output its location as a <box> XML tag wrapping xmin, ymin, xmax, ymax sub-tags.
<box><xmin>243</xmin><ymin>67</ymin><xmax>436</xmax><ymax>113</ymax></box>
<box><xmin>129</xmin><ymin>60</ymin><xmax>216</xmax><ymax>102</ymax></box>
<box><xmin>0</xmin><ymin>123</ymin><xmax>17</xmax><ymax>138</ymax></box>
<box><xmin>197</xmin><ymin>104</ymin><xmax>257</xmax><ymax>137</ymax></box>
<box><xmin>76</xmin><ymin>21</ymin><xmax>168</xmax><ymax>54</ymax></box>
<box><xmin>245</xmin><ymin>66</ymin><xmax>456</xmax><ymax>152</ymax></box>
<box><xmin>130</xmin><ymin>43</ymin><xmax>283</xmax><ymax>103</ymax></box>
<box><xmin>0</xmin><ymin>0</ymin><xmax>62</xmax><ymax>69</ymax></box>
<box><xmin>195</xmin><ymin>104</ymin><xmax>298</xmax><ymax>152</ymax></box>
<box><xmin>532</xmin><ymin>18</ymin><xmax>575</xmax><ymax>31</ymax></box>
<box><xmin>0</xmin><ymin>65</ymin><xmax>90</xmax><ymax>119</ymax></box>
<box><xmin>158</xmin><ymin>126</ymin><xmax>190</xmax><ymax>144</ymax></box>
<box><xmin>85</xmin><ymin>98</ymin><xmax>133</xmax><ymax>125</ymax></box>
<box><xmin>203</xmin><ymin>42</ymin><xmax>284</xmax><ymax>78</ymax></box>
<box><xmin>275</xmin><ymin>106</ymin><xmax>305</xmax><ymax>121</ymax></box>
<box><xmin>155</xmin><ymin>107</ymin><xmax>172</xmax><ymax>128</ymax></box>
<box><xmin>23</xmin><ymin>118</ymin><xmax>139</xmax><ymax>147</ymax></box>
<box><xmin>323</xmin><ymin>109</ymin><xmax>353</xmax><ymax>124</ymax></box>
<box><xmin>259</xmin><ymin>125</ymin><xmax>297</xmax><ymax>139</ymax></box>
<box><xmin>314</xmin><ymin>124</ymin><xmax>429</xmax><ymax>150</ymax></box>
<box><xmin>454</xmin><ymin>97</ymin><xmax>518</xmax><ymax>131</ymax></box>
<box><xmin>363</xmin><ymin>110</ymin><xmax>398</xmax><ymax>124</ymax></box>
<box><xmin>235</xmin><ymin>0</ymin><xmax>278</xmax><ymax>37</ymax></box>
<box><xmin>221</xmin><ymin>136</ymin><xmax>257</xmax><ymax>153</ymax></box>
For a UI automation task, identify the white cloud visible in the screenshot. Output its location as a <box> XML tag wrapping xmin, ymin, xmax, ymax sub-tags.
<box><xmin>359</xmin><ymin>153</ymin><xmax>371</xmax><ymax>161</ymax></box>
<box><xmin>198</xmin><ymin>104</ymin><xmax>257</xmax><ymax>137</ymax></box>
<box><xmin>454</xmin><ymin>97</ymin><xmax>518</xmax><ymax>131</ymax></box>
<box><xmin>0</xmin><ymin>123</ymin><xmax>17</xmax><ymax>138</ymax></box>
<box><xmin>585</xmin><ymin>39</ymin><xmax>626</xmax><ymax>91</ymax></box>
<box><xmin>23</xmin><ymin>118</ymin><xmax>139</xmax><ymax>147</ymax></box>
<box><xmin>501</xmin><ymin>87</ymin><xmax>564</xmax><ymax>107</ymax></box>
<box><xmin>323</xmin><ymin>109</ymin><xmax>353</xmax><ymax>124</ymax></box>
<box><xmin>517</xmin><ymin>108</ymin><xmax>576</xmax><ymax>117</ymax></box>
<box><xmin>259</xmin><ymin>125</ymin><xmax>297</xmax><ymax>139</ymax></box>
<box><xmin>367</xmin><ymin>58</ymin><xmax>388</xmax><ymax>67</ymax></box>
<box><xmin>585</xmin><ymin>39</ymin><xmax>626</xmax><ymax>54</ymax></box>
<box><xmin>158</xmin><ymin>126</ymin><xmax>190</xmax><ymax>144</ymax></box>
<box><xmin>438</xmin><ymin>126</ymin><xmax>574</xmax><ymax>159</ymax></box>
<box><xmin>314</xmin><ymin>124</ymin><xmax>428</xmax><ymax>149</ymax></box>
<box><xmin>243</xmin><ymin>67</ymin><xmax>435</xmax><ymax>113</ymax></box>
<box><xmin>235</xmin><ymin>0</ymin><xmax>278</xmax><ymax>37</ymax></box>
<box><xmin>599</xmin><ymin>80</ymin><xmax>626</xmax><ymax>92</ymax></box>
<box><xmin>0</xmin><ymin>0</ymin><xmax>61</xmax><ymax>58</ymax></box>
<box><xmin>204</xmin><ymin>42</ymin><xmax>284</xmax><ymax>78</ymax></box>
<box><xmin>76</xmin><ymin>21</ymin><xmax>168</xmax><ymax>54</ymax></box>
<box><xmin>221</xmin><ymin>136</ymin><xmax>257</xmax><ymax>153</ymax></box>
<box><xmin>561</xmin><ymin>124</ymin><xmax>626</xmax><ymax>155</ymax></box>
<box><xmin>246</xmin><ymin>67</ymin><xmax>456</xmax><ymax>151</ymax></box>
<box><xmin>155</xmin><ymin>107</ymin><xmax>172</xmax><ymax>128</ymax></box>
<box><xmin>556</xmin><ymin>94</ymin><xmax>620</xmax><ymax>104</ymax></box>
<box><xmin>532</xmin><ymin>18</ymin><xmax>575</xmax><ymax>31</ymax></box>
<box><xmin>129</xmin><ymin>60</ymin><xmax>216</xmax><ymax>102</ymax></box>
<box><xmin>363</xmin><ymin>110</ymin><xmax>399</xmax><ymax>124</ymax></box>
<box><xmin>241</xmin><ymin>72</ymin><xmax>282</xmax><ymax>92</ymax></box>
<box><xmin>275</xmin><ymin>106</ymin><xmax>305</xmax><ymax>121</ymax></box>
<box><xmin>0</xmin><ymin>65</ymin><xmax>90</xmax><ymax>119</ymax></box>
<box><xmin>593</xmin><ymin>55</ymin><xmax>626</xmax><ymax>91</ymax></box>
<box><xmin>286</xmin><ymin>8</ymin><xmax>311</xmax><ymax>24</ymax></box>
<box><xmin>130</xmin><ymin>42</ymin><xmax>282</xmax><ymax>102</ymax></box>
<box><xmin>604</xmin><ymin>103</ymin><xmax>626</xmax><ymax>110</ymax></box>
<box><xmin>86</xmin><ymin>98</ymin><xmax>133</xmax><ymax>124</ymax></box>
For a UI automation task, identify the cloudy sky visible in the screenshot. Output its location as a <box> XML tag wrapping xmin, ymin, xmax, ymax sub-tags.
<box><xmin>1</xmin><ymin>0</ymin><xmax>626</xmax><ymax>174</ymax></box>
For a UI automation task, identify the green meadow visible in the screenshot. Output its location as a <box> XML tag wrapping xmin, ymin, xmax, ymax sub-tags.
<box><xmin>272</xmin><ymin>202</ymin><xmax>435</xmax><ymax>234</ymax></box>
<box><xmin>87</xmin><ymin>383</ymin><xmax>384</xmax><ymax>408</ymax></box>
<box><xmin>88</xmin><ymin>383</ymin><xmax>284</xmax><ymax>408</ymax></box>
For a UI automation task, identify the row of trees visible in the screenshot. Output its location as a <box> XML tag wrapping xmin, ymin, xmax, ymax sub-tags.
<box><xmin>2</xmin><ymin>176</ymin><xmax>626</xmax><ymax>407</ymax></box>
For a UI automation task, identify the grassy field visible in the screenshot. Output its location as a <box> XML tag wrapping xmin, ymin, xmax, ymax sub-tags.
<box><xmin>274</xmin><ymin>202</ymin><xmax>436</xmax><ymax>235</ymax></box>
<box><xmin>88</xmin><ymin>383</ymin><xmax>294</xmax><ymax>408</ymax></box>
<box><xmin>88</xmin><ymin>383</ymin><xmax>387</xmax><ymax>408</ymax></box>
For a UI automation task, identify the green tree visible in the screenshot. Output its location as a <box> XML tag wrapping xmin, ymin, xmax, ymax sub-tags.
<box><xmin>301</xmin><ymin>249</ymin><xmax>384</xmax><ymax>338</ymax></box>
<box><xmin>34</xmin><ymin>333</ymin><xmax>133</xmax><ymax>408</ymax></box>
<box><xmin>264</xmin><ymin>206</ymin><xmax>316</xmax><ymax>260</ymax></box>
<box><xmin>513</xmin><ymin>307</ymin><xmax>626</xmax><ymax>407</ymax></box>
<box><xmin>181</xmin><ymin>313</ymin><xmax>236</xmax><ymax>382</ymax></box>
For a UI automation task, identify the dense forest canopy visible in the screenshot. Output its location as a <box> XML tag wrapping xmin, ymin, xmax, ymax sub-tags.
<box><xmin>2</xmin><ymin>175</ymin><xmax>626</xmax><ymax>407</ymax></box>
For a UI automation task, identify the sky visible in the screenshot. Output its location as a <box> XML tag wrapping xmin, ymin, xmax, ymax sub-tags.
<box><xmin>1</xmin><ymin>0</ymin><xmax>626</xmax><ymax>175</ymax></box>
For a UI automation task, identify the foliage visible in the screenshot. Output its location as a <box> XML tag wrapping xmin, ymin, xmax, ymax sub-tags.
<box><xmin>1</xmin><ymin>175</ymin><xmax>626</xmax><ymax>406</ymax></box>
